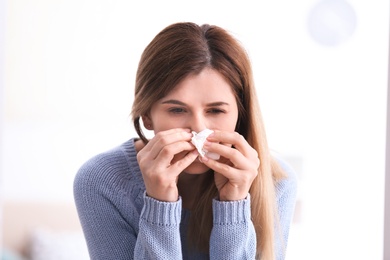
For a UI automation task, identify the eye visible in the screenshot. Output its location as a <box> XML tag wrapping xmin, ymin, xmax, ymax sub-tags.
<box><xmin>207</xmin><ymin>108</ymin><xmax>225</xmax><ymax>114</ymax></box>
<box><xmin>168</xmin><ymin>107</ymin><xmax>187</xmax><ymax>114</ymax></box>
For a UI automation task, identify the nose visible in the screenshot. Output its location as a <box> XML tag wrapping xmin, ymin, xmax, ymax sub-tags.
<box><xmin>188</xmin><ymin>112</ymin><xmax>208</xmax><ymax>133</ymax></box>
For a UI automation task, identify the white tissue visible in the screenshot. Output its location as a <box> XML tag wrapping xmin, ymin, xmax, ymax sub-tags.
<box><xmin>191</xmin><ymin>129</ymin><xmax>220</xmax><ymax>160</ymax></box>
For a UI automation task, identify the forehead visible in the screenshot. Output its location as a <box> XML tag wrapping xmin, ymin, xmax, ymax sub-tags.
<box><xmin>164</xmin><ymin>68</ymin><xmax>236</xmax><ymax>101</ymax></box>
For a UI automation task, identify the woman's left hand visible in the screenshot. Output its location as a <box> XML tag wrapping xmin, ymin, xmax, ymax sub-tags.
<box><xmin>201</xmin><ymin>131</ymin><xmax>260</xmax><ymax>201</ymax></box>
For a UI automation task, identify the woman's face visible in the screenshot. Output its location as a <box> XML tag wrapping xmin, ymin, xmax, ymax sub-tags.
<box><xmin>145</xmin><ymin>68</ymin><xmax>239</xmax><ymax>174</ymax></box>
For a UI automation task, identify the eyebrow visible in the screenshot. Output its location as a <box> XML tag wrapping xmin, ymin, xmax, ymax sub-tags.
<box><xmin>161</xmin><ymin>99</ymin><xmax>230</xmax><ymax>107</ymax></box>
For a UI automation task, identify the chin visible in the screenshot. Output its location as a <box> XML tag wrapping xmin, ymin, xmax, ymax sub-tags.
<box><xmin>183</xmin><ymin>158</ymin><xmax>210</xmax><ymax>174</ymax></box>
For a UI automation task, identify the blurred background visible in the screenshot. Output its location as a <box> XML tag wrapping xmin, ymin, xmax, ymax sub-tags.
<box><xmin>1</xmin><ymin>0</ymin><xmax>389</xmax><ymax>259</ymax></box>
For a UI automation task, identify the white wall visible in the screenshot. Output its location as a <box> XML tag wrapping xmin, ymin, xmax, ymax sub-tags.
<box><xmin>385</xmin><ymin>30</ymin><xmax>390</xmax><ymax>260</ymax></box>
<box><xmin>0</xmin><ymin>0</ymin><xmax>5</xmax><ymax>256</ymax></box>
<box><xmin>2</xmin><ymin>0</ymin><xmax>388</xmax><ymax>259</ymax></box>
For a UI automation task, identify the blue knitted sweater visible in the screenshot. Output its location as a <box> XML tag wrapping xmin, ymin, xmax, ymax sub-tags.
<box><xmin>74</xmin><ymin>138</ymin><xmax>297</xmax><ymax>259</ymax></box>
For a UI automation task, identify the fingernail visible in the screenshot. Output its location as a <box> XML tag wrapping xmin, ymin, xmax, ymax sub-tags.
<box><xmin>203</xmin><ymin>141</ymin><xmax>211</xmax><ymax>147</ymax></box>
<box><xmin>198</xmin><ymin>156</ymin><xmax>203</xmax><ymax>163</ymax></box>
<box><xmin>206</xmin><ymin>134</ymin><xmax>216</xmax><ymax>142</ymax></box>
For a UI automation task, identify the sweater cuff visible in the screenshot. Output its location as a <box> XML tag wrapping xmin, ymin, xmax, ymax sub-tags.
<box><xmin>141</xmin><ymin>191</ymin><xmax>182</xmax><ymax>226</ymax></box>
<box><xmin>212</xmin><ymin>193</ymin><xmax>251</xmax><ymax>224</ymax></box>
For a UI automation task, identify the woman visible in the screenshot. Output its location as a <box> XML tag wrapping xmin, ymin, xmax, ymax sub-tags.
<box><xmin>74</xmin><ymin>22</ymin><xmax>297</xmax><ymax>260</ymax></box>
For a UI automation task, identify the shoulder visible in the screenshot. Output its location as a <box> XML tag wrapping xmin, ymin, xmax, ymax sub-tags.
<box><xmin>74</xmin><ymin>139</ymin><xmax>144</xmax><ymax>195</ymax></box>
<box><xmin>272</xmin><ymin>154</ymin><xmax>298</xmax><ymax>202</ymax></box>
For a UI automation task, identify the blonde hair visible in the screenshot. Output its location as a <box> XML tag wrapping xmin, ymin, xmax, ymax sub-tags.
<box><xmin>131</xmin><ymin>22</ymin><xmax>285</xmax><ymax>260</ymax></box>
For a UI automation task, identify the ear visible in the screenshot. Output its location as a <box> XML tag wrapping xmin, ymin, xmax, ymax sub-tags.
<box><xmin>141</xmin><ymin>115</ymin><xmax>153</xmax><ymax>130</ymax></box>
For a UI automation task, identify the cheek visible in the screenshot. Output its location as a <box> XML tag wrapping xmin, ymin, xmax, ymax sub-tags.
<box><xmin>152</xmin><ymin>117</ymin><xmax>185</xmax><ymax>133</ymax></box>
<box><xmin>215</xmin><ymin>114</ymin><xmax>239</xmax><ymax>132</ymax></box>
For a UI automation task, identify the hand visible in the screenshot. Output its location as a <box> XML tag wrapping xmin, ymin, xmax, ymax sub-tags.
<box><xmin>201</xmin><ymin>131</ymin><xmax>260</xmax><ymax>201</ymax></box>
<box><xmin>136</xmin><ymin>128</ymin><xmax>199</xmax><ymax>202</ymax></box>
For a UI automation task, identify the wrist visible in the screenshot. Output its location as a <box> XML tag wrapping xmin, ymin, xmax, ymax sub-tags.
<box><xmin>218</xmin><ymin>192</ymin><xmax>248</xmax><ymax>201</ymax></box>
<box><xmin>146</xmin><ymin>189</ymin><xmax>179</xmax><ymax>202</ymax></box>
<box><xmin>142</xmin><ymin>192</ymin><xmax>182</xmax><ymax>225</ymax></box>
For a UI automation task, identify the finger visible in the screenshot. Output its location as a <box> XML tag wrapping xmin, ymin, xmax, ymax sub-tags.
<box><xmin>201</xmin><ymin>158</ymin><xmax>241</xmax><ymax>181</ymax></box>
<box><xmin>144</xmin><ymin>128</ymin><xmax>192</xmax><ymax>150</ymax></box>
<box><xmin>207</xmin><ymin>131</ymin><xmax>252</xmax><ymax>156</ymax></box>
<box><xmin>170</xmin><ymin>150</ymin><xmax>199</xmax><ymax>172</ymax></box>
<box><xmin>203</xmin><ymin>156</ymin><xmax>258</xmax><ymax>189</ymax></box>
<box><xmin>147</xmin><ymin>129</ymin><xmax>193</xmax><ymax>159</ymax></box>
<box><xmin>155</xmin><ymin>141</ymin><xmax>196</xmax><ymax>167</ymax></box>
<box><xmin>203</xmin><ymin>141</ymin><xmax>248</xmax><ymax>169</ymax></box>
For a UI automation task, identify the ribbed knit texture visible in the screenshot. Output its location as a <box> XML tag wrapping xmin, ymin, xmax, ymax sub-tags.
<box><xmin>73</xmin><ymin>139</ymin><xmax>297</xmax><ymax>260</ymax></box>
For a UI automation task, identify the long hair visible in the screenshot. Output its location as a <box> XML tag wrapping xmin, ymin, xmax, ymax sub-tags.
<box><xmin>131</xmin><ymin>22</ymin><xmax>285</xmax><ymax>260</ymax></box>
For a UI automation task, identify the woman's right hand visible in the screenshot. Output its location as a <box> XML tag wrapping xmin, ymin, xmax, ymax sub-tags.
<box><xmin>136</xmin><ymin>128</ymin><xmax>198</xmax><ymax>202</ymax></box>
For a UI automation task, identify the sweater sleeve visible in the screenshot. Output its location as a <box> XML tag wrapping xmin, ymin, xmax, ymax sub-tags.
<box><xmin>275</xmin><ymin>158</ymin><xmax>298</xmax><ymax>260</ymax></box>
<box><xmin>134</xmin><ymin>192</ymin><xmax>183</xmax><ymax>259</ymax></box>
<box><xmin>73</xmin><ymin>152</ymin><xmax>140</xmax><ymax>260</ymax></box>
<box><xmin>209</xmin><ymin>157</ymin><xmax>298</xmax><ymax>260</ymax></box>
<box><xmin>74</xmin><ymin>149</ymin><xmax>185</xmax><ymax>260</ymax></box>
<box><xmin>209</xmin><ymin>194</ymin><xmax>256</xmax><ymax>260</ymax></box>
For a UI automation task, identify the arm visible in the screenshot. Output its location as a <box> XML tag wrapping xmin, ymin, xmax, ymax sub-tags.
<box><xmin>200</xmin><ymin>131</ymin><xmax>259</xmax><ymax>259</ymax></box>
<box><xmin>209</xmin><ymin>195</ymin><xmax>256</xmax><ymax>260</ymax></box>
<box><xmin>274</xmin><ymin>159</ymin><xmax>298</xmax><ymax>260</ymax></box>
<box><xmin>74</xmin><ymin>152</ymin><xmax>185</xmax><ymax>260</ymax></box>
<box><xmin>73</xmin><ymin>155</ymin><xmax>138</xmax><ymax>260</ymax></box>
<box><xmin>134</xmin><ymin>193</ymin><xmax>183</xmax><ymax>259</ymax></box>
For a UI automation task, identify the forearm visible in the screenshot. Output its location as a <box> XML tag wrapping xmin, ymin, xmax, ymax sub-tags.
<box><xmin>209</xmin><ymin>195</ymin><xmax>256</xmax><ymax>259</ymax></box>
<box><xmin>135</xmin><ymin>192</ymin><xmax>184</xmax><ymax>260</ymax></box>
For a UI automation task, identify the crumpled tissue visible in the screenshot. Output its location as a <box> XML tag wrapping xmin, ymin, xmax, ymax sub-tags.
<box><xmin>191</xmin><ymin>129</ymin><xmax>220</xmax><ymax>160</ymax></box>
